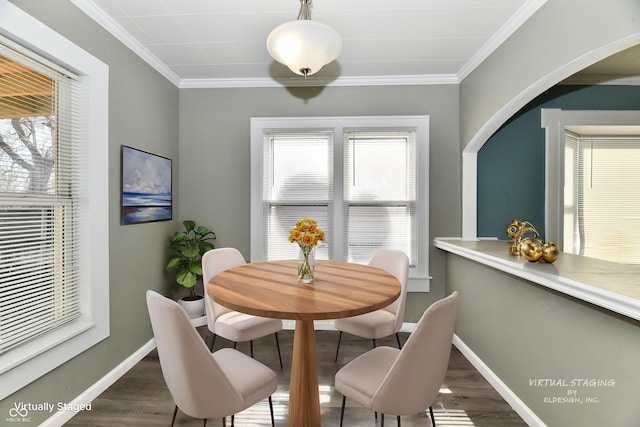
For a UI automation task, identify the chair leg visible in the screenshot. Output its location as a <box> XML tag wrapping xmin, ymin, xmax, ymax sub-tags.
<box><xmin>397</xmin><ymin>415</ymin><xmax>401</xmax><ymax>426</ymax></box>
<box><xmin>396</xmin><ymin>332</ymin><xmax>402</xmax><ymax>349</ymax></box>
<box><xmin>335</xmin><ymin>331</ymin><xmax>343</xmax><ymax>362</ymax></box>
<box><xmin>171</xmin><ymin>404</ymin><xmax>178</xmax><ymax>427</ymax></box>
<box><xmin>429</xmin><ymin>405</ymin><xmax>436</xmax><ymax>427</ymax></box>
<box><xmin>274</xmin><ymin>332</ymin><xmax>283</xmax><ymax>369</ymax></box>
<box><xmin>381</xmin><ymin>413</ymin><xmax>385</xmax><ymax>427</ymax></box>
<box><xmin>269</xmin><ymin>396</ymin><xmax>275</xmax><ymax>427</ymax></box>
<box><xmin>231</xmin><ymin>414</ymin><xmax>235</xmax><ymax>426</ymax></box>
<box><xmin>250</xmin><ymin>340</ymin><xmax>254</xmax><ymax>358</ymax></box>
<box><xmin>203</xmin><ymin>419</ymin><xmax>207</xmax><ymax>426</ymax></box>
<box><xmin>339</xmin><ymin>395</ymin><xmax>346</xmax><ymax>427</ymax></box>
<box><xmin>372</xmin><ymin>338</ymin><xmax>377</xmax><ymax>348</ymax></box>
<box><xmin>222</xmin><ymin>416</ymin><xmax>226</xmax><ymax>427</ymax></box>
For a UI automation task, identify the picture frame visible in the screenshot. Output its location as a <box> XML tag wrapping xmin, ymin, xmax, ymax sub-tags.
<box><xmin>121</xmin><ymin>145</ymin><xmax>172</xmax><ymax>225</ymax></box>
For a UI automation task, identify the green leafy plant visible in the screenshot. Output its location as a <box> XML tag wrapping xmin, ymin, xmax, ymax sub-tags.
<box><xmin>166</xmin><ymin>220</ymin><xmax>216</xmax><ymax>299</ymax></box>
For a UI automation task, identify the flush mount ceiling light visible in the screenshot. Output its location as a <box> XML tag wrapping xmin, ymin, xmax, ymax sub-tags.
<box><xmin>266</xmin><ymin>0</ymin><xmax>342</xmax><ymax>78</ymax></box>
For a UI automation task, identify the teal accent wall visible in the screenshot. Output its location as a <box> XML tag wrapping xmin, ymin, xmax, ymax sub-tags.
<box><xmin>477</xmin><ymin>85</ymin><xmax>640</xmax><ymax>240</ymax></box>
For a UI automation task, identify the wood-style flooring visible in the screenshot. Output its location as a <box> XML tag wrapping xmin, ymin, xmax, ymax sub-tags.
<box><xmin>66</xmin><ymin>328</ymin><xmax>527</xmax><ymax>427</ymax></box>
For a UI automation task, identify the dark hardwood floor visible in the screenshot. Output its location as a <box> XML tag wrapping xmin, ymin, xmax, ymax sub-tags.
<box><xmin>66</xmin><ymin>328</ymin><xmax>527</xmax><ymax>427</ymax></box>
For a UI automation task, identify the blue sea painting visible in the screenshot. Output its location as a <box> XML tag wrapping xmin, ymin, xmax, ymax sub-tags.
<box><xmin>121</xmin><ymin>146</ymin><xmax>172</xmax><ymax>224</ymax></box>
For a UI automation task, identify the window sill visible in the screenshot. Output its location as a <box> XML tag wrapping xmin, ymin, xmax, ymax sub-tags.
<box><xmin>408</xmin><ymin>275</ymin><xmax>431</xmax><ymax>292</ymax></box>
<box><xmin>434</xmin><ymin>237</ymin><xmax>640</xmax><ymax>321</ymax></box>
<box><xmin>0</xmin><ymin>321</ymin><xmax>96</xmax><ymax>375</ymax></box>
<box><xmin>0</xmin><ymin>319</ymin><xmax>107</xmax><ymax>400</ymax></box>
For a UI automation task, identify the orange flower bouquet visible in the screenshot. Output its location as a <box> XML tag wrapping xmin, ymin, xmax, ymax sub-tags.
<box><xmin>289</xmin><ymin>217</ymin><xmax>325</xmax><ymax>283</ymax></box>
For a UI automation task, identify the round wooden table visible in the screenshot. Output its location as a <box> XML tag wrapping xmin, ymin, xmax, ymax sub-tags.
<box><xmin>207</xmin><ymin>259</ymin><xmax>400</xmax><ymax>427</ymax></box>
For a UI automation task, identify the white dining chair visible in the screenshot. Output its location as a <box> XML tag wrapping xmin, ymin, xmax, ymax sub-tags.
<box><xmin>335</xmin><ymin>291</ymin><xmax>459</xmax><ymax>427</ymax></box>
<box><xmin>334</xmin><ymin>248</ymin><xmax>410</xmax><ymax>362</ymax></box>
<box><xmin>145</xmin><ymin>290</ymin><xmax>278</xmax><ymax>427</ymax></box>
<box><xmin>202</xmin><ymin>247</ymin><xmax>283</xmax><ymax>369</ymax></box>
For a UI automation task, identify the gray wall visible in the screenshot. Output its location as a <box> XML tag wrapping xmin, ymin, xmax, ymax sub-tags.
<box><xmin>460</xmin><ymin>0</ymin><xmax>640</xmax><ymax>150</ymax></box>
<box><xmin>3</xmin><ymin>0</ymin><xmax>640</xmax><ymax>425</ymax></box>
<box><xmin>178</xmin><ymin>85</ymin><xmax>461</xmax><ymax>320</ymax></box>
<box><xmin>456</xmin><ymin>1</ymin><xmax>640</xmax><ymax>425</ymax></box>
<box><xmin>2</xmin><ymin>1</ymin><xmax>180</xmax><ymax>424</ymax></box>
<box><xmin>446</xmin><ymin>254</ymin><xmax>640</xmax><ymax>426</ymax></box>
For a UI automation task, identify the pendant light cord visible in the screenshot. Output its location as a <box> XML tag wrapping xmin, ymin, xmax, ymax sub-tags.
<box><xmin>298</xmin><ymin>0</ymin><xmax>312</xmax><ymax>20</ymax></box>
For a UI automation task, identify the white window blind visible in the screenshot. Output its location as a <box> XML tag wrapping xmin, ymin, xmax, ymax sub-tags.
<box><xmin>564</xmin><ymin>132</ymin><xmax>640</xmax><ymax>264</ymax></box>
<box><xmin>251</xmin><ymin>116</ymin><xmax>429</xmax><ymax>286</ymax></box>
<box><xmin>0</xmin><ymin>44</ymin><xmax>81</xmax><ymax>354</ymax></box>
<box><xmin>263</xmin><ymin>131</ymin><xmax>333</xmax><ymax>260</ymax></box>
<box><xmin>344</xmin><ymin>130</ymin><xmax>417</xmax><ymax>264</ymax></box>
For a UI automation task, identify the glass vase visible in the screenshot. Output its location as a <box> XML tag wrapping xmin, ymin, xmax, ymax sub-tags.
<box><xmin>297</xmin><ymin>245</ymin><xmax>316</xmax><ymax>283</ymax></box>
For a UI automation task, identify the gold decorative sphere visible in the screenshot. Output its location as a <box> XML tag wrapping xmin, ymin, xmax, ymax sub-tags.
<box><xmin>520</xmin><ymin>237</ymin><xmax>543</xmax><ymax>262</ymax></box>
<box><xmin>542</xmin><ymin>242</ymin><xmax>559</xmax><ymax>263</ymax></box>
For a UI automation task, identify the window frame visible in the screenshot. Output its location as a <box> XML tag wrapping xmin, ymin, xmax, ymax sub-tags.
<box><xmin>564</xmin><ymin>132</ymin><xmax>640</xmax><ymax>264</ymax></box>
<box><xmin>0</xmin><ymin>1</ymin><xmax>109</xmax><ymax>400</ymax></box>
<box><xmin>250</xmin><ymin>116</ymin><xmax>430</xmax><ymax>291</ymax></box>
<box><xmin>541</xmin><ymin>108</ymin><xmax>640</xmax><ymax>250</ymax></box>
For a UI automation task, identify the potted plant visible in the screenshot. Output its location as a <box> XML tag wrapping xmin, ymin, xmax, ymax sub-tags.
<box><xmin>166</xmin><ymin>220</ymin><xmax>216</xmax><ymax>318</ymax></box>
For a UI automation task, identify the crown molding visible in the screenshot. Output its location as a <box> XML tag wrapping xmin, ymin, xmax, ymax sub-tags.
<box><xmin>457</xmin><ymin>0</ymin><xmax>548</xmax><ymax>81</ymax></box>
<box><xmin>70</xmin><ymin>0</ymin><xmax>181</xmax><ymax>87</ymax></box>
<box><xmin>179</xmin><ymin>73</ymin><xmax>460</xmax><ymax>89</ymax></box>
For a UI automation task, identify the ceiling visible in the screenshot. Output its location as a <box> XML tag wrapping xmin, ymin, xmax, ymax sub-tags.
<box><xmin>70</xmin><ymin>0</ymin><xmax>640</xmax><ymax>89</ymax></box>
<box><xmin>71</xmin><ymin>0</ymin><xmax>549</xmax><ymax>88</ymax></box>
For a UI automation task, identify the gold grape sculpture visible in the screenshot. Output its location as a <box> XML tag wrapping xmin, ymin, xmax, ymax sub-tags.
<box><xmin>506</xmin><ymin>219</ymin><xmax>559</xmax><ymax>263</ymax></box>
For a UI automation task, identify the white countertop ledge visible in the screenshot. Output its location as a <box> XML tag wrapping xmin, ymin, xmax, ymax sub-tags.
<box><xmin>434</xmin><ymin>238</ymin><xmax>640</xmax><ymax>322</ymax></box>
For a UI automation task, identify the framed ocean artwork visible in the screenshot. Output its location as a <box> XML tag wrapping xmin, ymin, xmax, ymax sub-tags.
<box><xmin>121</xmin><ymin>145</ymin><xmax>172</xmax><ymax>225</ymax></box>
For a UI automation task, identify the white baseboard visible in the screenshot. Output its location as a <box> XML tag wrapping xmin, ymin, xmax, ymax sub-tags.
<box><xmin>452</xmin><ymin>334</ymin><xmax>545</xmax><ymax>427</ymax></box>
<box><xmin>40</xmin><ymin>338</ymin><xmax>156</xmax><ymax>427</ymax></box>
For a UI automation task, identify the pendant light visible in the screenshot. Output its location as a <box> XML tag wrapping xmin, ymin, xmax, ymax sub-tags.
<box><xmin>266</xmin><ymin>0</ymin><xmax>342</xmax><ymax>78</ymax></box>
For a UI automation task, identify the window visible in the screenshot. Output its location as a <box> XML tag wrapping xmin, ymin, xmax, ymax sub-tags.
<box><xmin>344</xmin><ymin>130</ymin><xmax>417</xmax><ymax>264</ymax></box>
<box><xmin>542</xmin><ymin>108</ymin><xmax>640</xmax><ymax>265</ymax></box>
<box><xmin>564</xmin><ymin>132</ymin><xmax>640</xmax><ymax>264</ymax></box>
<box><xmin>0</xmin><ymin>2</ymin><xmax>108</xmax><ymax>400</ymax></box>
<box><xmin>0</xmin><ymin>46</ymin><xmax>82</xmax><ymax>354</ymax></box>
<box><xmin>251</xmin><ymin>116</ymin><xmax>429</xmax><ymax>289</ymax></box>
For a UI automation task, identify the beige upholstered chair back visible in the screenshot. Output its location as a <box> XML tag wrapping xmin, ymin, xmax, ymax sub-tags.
<box><xmin>145</xmin><ymin>290</ymin><xmax>244</xmax><ymax>419</ymax></box>
<box><xmin>371</xmin><ymin>291</ymin><xmax>459</xmax><ymax>415</ymax></box>
<box><xmin>202</xmin><ymin>247</ymin><xmax>246</xmax><ymax>329</ymax></box>
<box><xmin>368</xmin><ymin>248</ymin><xmax>410</xmax><ymax>333</ymax></box>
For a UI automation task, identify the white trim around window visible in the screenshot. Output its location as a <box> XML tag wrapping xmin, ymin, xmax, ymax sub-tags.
<box><xmin>250</xmin><ymin>116</ymin><xmax>430</xmax><ymax>291</ymax></box>
<box><xmin>540</xmin><ymin>108</ymin><xmax>640</xmax><ymax>247</ymax></box>
<box><xmin>0</xmin><ymin>0</ymin><xmax>109</xmax><ymax>400</ymax></box>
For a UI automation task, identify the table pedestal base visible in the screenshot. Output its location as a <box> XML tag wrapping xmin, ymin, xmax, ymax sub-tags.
<box><xmin>289</xmin><ymin>319</ymin><xmax>321</xmax><ymax>426</ymax></box>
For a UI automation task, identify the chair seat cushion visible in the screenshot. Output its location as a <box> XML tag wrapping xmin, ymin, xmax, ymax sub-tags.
<box><xmin>213</xmin><ymin>348</ymin><xmax>278</xmax><ymax>407</ymax></box>
<box><xmin>334</xmin><ymin>310</ymin><xmax>396</xmax><ymax>340</ymax></box>
<box><xmin>335</xmin><ymin>346</ymin><xmax>400</xmax><ymax>408</ymax></box>
<box><xmin>215</xmin><ymin>311</ymin><xmax>282</xmax><ymax>342</ymax></box>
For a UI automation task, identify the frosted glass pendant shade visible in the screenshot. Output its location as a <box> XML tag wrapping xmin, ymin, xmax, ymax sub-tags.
<box><xmin>267</xmin><ymin>19</ymin><xmax>342</xmax><ymax>77</ymax></box>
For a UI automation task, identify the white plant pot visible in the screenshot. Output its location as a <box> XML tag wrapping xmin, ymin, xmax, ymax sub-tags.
<box><xmin>178</xmin><ymin>296</ymin><xmax>205</xmax><ymax>319</ymax></box>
